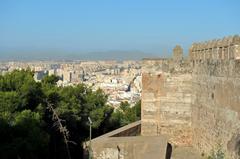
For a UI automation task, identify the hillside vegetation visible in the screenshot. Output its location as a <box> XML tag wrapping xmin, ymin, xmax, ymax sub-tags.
<box><xmin>0</xmin><ymin>70</ymin><xmax>141</xmax><ymax>159</ymax></box>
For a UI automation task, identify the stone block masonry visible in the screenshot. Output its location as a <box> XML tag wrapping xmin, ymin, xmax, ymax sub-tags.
<box><xmin>189</xmin><ymin>35</ymin><xmax>240</xmax><ymax>61</ymax></box>
<box><xmin>141</xmin><ymin>35</ymin><xmax>240</xmax><ymax>158</ymax></box>
<box><xmin>191</xmin><ymin>59</ymin><xmax>240</xmax><ymax>158</ymax></box>
<box><xmin>90</xmin><ymin>136</ymin><xmax>168</xmax><ymax>159</ymax></box>
<box><xmin>141</xmin><ymin>58</ymin><xmax>193</xmax><ymax>146</ymax></box>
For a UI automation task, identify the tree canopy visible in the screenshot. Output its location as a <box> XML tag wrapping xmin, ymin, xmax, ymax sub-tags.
<box><xmin>0</xmin><ymin>70</ymin><xmax>141</xmax><ymax>159</ymax></box>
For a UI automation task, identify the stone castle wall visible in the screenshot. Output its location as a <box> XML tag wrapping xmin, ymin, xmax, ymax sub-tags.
<box><xmin>189</xmin><ymin>35</ymin><xmax>240</xmax><ymax>61</ymax></box>
<box><xmin>141</xmin><ymin>59</ymin><xmax>193</xmax><ymax>146</ymax></box>
<box><xmin>191</xmin><ymin>60</ymin><xmax>240</xmax><ymax>158</ymax></box>
<box><xmin>190</xmin><ymin>35</ymin><xmax>240</xmax><ymax>158</ymax></box>
<box><xmin>141</xmin><ymin>35</ymin><xmax>240</xmax><ymax>158</ymax></box>
<box><xmin>90</xmin><ymin>136</ymin><xmax>168</xmax><ymax>159</ymax></box>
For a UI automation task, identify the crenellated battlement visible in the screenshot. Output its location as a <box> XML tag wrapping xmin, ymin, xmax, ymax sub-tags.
<box><xmin>189</xmin><ymin>35</ymin><xmax>240</xmax><ymax>61</ymax></box>
<box><xmin>141</xmin><ymin>35</ymin><xmax>240</xmax><ymax>158</ymax></box>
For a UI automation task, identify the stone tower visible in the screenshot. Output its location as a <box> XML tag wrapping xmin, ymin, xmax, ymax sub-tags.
<box><xmin>173</xmin><ymin>45</ymin><xmax>183</xmax><ymax>61</ymax></box>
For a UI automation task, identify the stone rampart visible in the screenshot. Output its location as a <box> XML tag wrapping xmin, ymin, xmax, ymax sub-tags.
<box><xmin>192</xmin><ymin>59</ymin><xmax>240</xmax><ymax>158</ymax></box>
<box><xmin>90</xmin><ymin>136</ymin><xmax>168</xmax><ymax>159</ymax></box>
<box><xmin>189</xmin><ymin>35</ymin><xmax>240</xmax><ymax>61</ymax></box>
<box><xmin>141</xmin><ymin>59</ymin><xmax>193</xmax><ymax>146</ymax></box>
<box><xmin>141</xmin><ymin>35</ymin><xmax>240</xmax><ymax>158</ymax></box>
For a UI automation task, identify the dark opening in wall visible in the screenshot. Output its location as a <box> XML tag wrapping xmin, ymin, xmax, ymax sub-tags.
<box><xmin>211</xmin><ymin>93</ymin><xmax>214</xmax><ymax>99</ymax></box>
<box><xmin>165</xmin><ymin>143</ymin><xmax>172</xmax><ymax>159</ymax></box>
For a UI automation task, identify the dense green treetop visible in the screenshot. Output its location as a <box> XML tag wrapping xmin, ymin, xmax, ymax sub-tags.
<box><xmin>0</xmin><ymin>70</ymin><xmax>141</xmax><ymax>159</ymax></box>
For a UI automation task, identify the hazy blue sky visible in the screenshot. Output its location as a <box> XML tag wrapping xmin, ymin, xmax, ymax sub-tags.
<box><xmin>0</xmin><ymin>0</ymin><xmax>240</xmax><ymax>60</ymax></box>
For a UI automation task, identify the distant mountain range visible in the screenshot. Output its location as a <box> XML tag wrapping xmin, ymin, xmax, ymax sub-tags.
<box><xmin>0</xmin><ymin>50</ymin><xmax>160</xmax><ymax>61</ymax></box>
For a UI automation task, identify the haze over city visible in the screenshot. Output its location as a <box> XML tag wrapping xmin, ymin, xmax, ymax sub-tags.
<box><xmin>1</xmin><ymin>0</ymin><xmax>240</xmax><ymax>60</ymax></box>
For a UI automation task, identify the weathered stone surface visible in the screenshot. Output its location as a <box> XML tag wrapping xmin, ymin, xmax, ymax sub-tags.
<box><xmin>171</xmin><ymin>147</ymin><xmax>203</xmax><ymax>159</ymax></box>
<box><xmin>91</xmin><ymin>136</ymin><xmax>168</xmax><ymax>159</ymax></box>
<box><xmin>192</xmin><ymin>59</ymin><xmax>240</xmax><ymax>158</ymax></box>
<box><xmin>141</xmin><ymin>59</ymin><xmax>193</xmax><ymax>146</ymax></box>
<box><xmin>142</xmin><ymin>35</ymin><xmax>240</xmax><ymax>158</ymax></box>
<box><xmin>189</xmin><ymin>35</ymin><xmax>240</xmax><ymax>61</ymax></box>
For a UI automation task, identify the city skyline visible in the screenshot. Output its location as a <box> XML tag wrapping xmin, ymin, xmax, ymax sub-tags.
<box><xmin>1</xmin><ymin>0</ymin><xmax>240</xmax><ymax>60</ymax></box>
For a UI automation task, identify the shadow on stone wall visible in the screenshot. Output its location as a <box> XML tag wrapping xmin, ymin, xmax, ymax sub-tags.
<box><xmin>165</xmin><ymin>143</ymin><xmax>172</xmax><ymax>159</ymax></box>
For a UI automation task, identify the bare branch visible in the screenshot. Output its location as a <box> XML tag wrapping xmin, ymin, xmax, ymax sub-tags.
<box><xmin>45</xmin><ymin>100</ymin><xmax>72</xmax><ymax>159</ymax></box>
